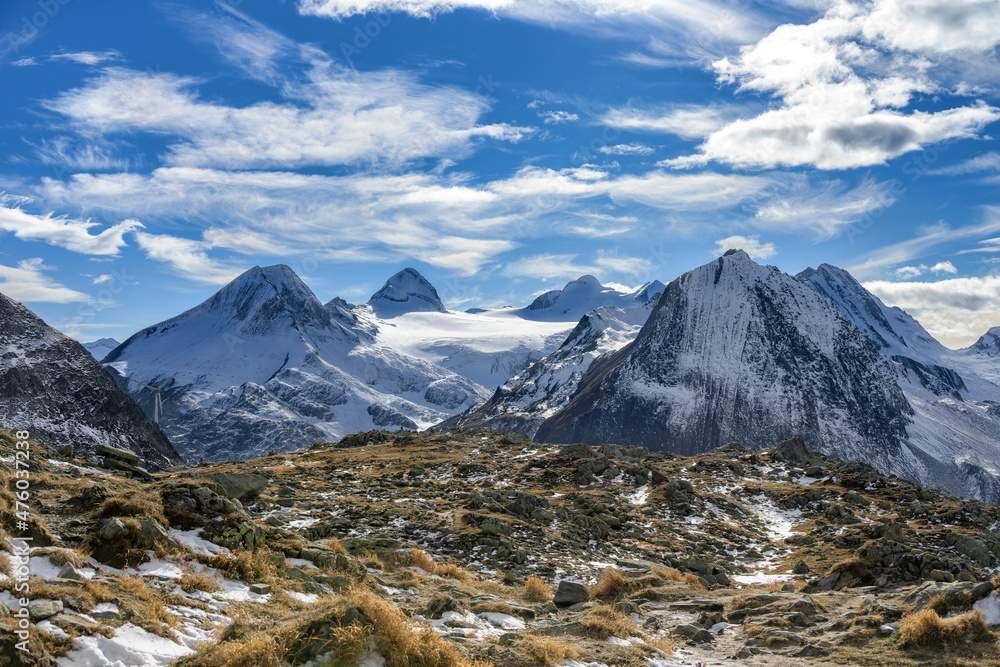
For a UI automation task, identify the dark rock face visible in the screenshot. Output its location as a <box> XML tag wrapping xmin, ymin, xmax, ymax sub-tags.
<box><xmin>536</xmin><ymin>252</ymin><xmax>912</xmax><ymax>469</ymax></box>
<box><xmin>0</xmin><ymin>292</ymin><xmax>181</xmax><ymax>469</ymax></box>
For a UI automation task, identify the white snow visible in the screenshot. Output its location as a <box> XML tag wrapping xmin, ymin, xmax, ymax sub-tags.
<box><xmin>59</xmin><ymin>623</ymin><xmax>195</xmax><ymax>666</ymax></box>
<box><xmin>975</xmin><ymin>590</ymin><xmax>1000</xmax><ymax>626</ymax></box>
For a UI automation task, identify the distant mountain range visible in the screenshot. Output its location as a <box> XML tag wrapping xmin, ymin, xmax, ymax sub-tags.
<box><xmin>82</xmin><ymin>337</ymin><xmax>121</xmax><ymax>361</ymax></box>
<box><xmin>101</xmin><ymin>265</ymin><xmax>657</xmax><ymax>460</ymax></box>
<box><xmin>0</xmin><ymin>293</ymin><xmax>180</xmax><ymax>468</ymax></box>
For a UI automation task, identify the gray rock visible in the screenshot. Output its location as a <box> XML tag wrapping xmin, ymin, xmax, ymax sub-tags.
<box><xmin>56</xmin><ymin>563</ymin><xmax>86</xmax><ymax>581</ymax></box>
<box><xmin>770</xmin><ymin>435</ymin><xmax>810</xmax><ymax>464</ymax></box>
<box><xmin>207</xmin><ymin>473</ymin><xmax>269</xmax><ymax>502</ymax></box>
<box><xmin>28</xmin><ymin>600</ymin><xmax>63</xmax><ymax>620</ymax></box>
<box><xmin>98</xmin><ymin>518</ymin><xmax>129</xmax><ymax>541</ymax></box>
<box><xmin>96</xmin><ymin>444</ymin><xmax>141</xmax><ymax>465</ymax></box>
<box><xmin>553</xmin><ymin>580</ymin><xmax>590</xmax><ymax>607</ymax></box>
<box><xmin>931</xmin><ymin>569</ymin><xmax>955</xmax><ymax>583</ymax></box>
<box><xmin>249</xmin><ymin>583</ymin><xmax>272</xmax><ymax>595</ymax></box>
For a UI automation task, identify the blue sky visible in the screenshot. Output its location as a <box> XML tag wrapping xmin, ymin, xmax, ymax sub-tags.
<box><xmin>1</xmin><ymin>0</ymin><xmax>999</xmax><ymax>347</ymax></box>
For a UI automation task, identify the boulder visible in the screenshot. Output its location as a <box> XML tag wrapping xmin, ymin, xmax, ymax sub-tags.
<box><xmin>96</xmin><ymin>444</ymin><xmax>140</xmax><ymax>465</ymax></box>
<box><xmin>553</xmin><ymin>580</ymin><xmax>589</xmax><ymax>607</ymax></box>
<box><xmin>770</xmin><ymin>435</ymin><xmax>810</xmax><ymax>464</ymax></box>
<box><xmin>206</xmin><ymin>473</ymin><xmax>268</xmax><ymax>502</ymax></box>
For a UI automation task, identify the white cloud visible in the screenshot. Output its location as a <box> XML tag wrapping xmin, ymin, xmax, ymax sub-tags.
<box><xmin>0</xmin><ymin>197</ymin><xmax>139</xmax><ymax>255</ymax></box>
<box><xmin>714</xmin><ymin>235</ymin><xmax>776</xmax><ymax>260</ymax></box>
<box><xmin>48</xmin><ymin>50</ymin><xmax>123</xmax><ymax>66</ymax></box>
<box><xmin>133</xmin><ymin>232</ymin><xmax>246</xmax><ymax>285</ymax></box>
<box><xmin>931</xmin><ymin>260</ymin><xmax>957</xmax><ymax>274</ymax></box>
<box><xmin>297</xmin><ymin>0</ymin><xmax>770</xmax><ymax>47</ymax></box>
<box><xmin>0</xmin><ymin>259</ymin><xmax>88</xmax><ymax>303</ymax></box>
<box><xmin>864</xmin><ymin>275</ymin><xmax>1000</xmax><ymax>347</ymax></box>
<box><xmin>895</xmin><ymin>265</ymin><xmax>925</xmax><ymax>279</ymax></box>
<box><xmin>754</xmin><ymin>178</ymin><xmax>896</xmax><ymax>236</ymax></box>
<box><xmin>605</xmin><ymin>104</ymin><xmax>737</xmax><ymax>139</ymax></box>
<box><xmin>929</xmin><ymin>152</ymin><xmax>1000</xmax><ymax>176</ymax></box>
<box><xmin>539</xmin><ymin>110</ymin><xmax>579</xmax><ymax>124</ymax></box>
<box><xmin>93</xmin><ymin>274</ymin><xmax>112</xmax><ymax>284</ymax></box>
<box><xmin>44</xmin><ymin>66</ymin><xmax>529</xmax><ymax>169</ymax></box>
<box><xmin>28</xmin><ymin>136</ymin><xmax>129</xmax><ymax>171</ymax></box>
<box><xmin>849</xmin><ymin>214</ymin><xmax>1000</xmax><ymax>279</ymax></box>
<box><xmin>597</xmin><ymin>143</ymin><xmax>654</xmax><ymax>156</ymax></box>
<box><xmin>659</xmin><ymin>0</ymin><xmax>1000</xmax><ymax>170</ymax></box>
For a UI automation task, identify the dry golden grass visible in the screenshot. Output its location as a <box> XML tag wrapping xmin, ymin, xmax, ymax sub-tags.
<box><xmin>644</xmin><ymin>635</ymin><xmax>677</xmax><ymax>657</ymax></box>
<box><xmin>203</xmin><ymin>550</ymin><xmax>277</xmax><ymax>583</ymax></box>
<box><xmin>35</xmin><ymin>546</ymin><xmax>90</xmax><ymax>569</ymax></box>
<box><xmin>436</xmin><ymin>563</ymin><xmax>470</xmax><ymax>582</ymax></box>
<box><xmin>899</xmin><ymin>609</ymin><xmax>991</xmax><ymax>648</ymax></box>
<box><xmin>590</xmin><ymin>568</ymin><xmax>628</xmax><ymax>601</ymax></box>
<box><xmin>579</xmin><ymin>606</ymin><xmax>638</xmax><ymax>640</ymax></box>
<box><xmin>727</xmin><ymin>594</ymin><xmax>774</xmax><ymax>612</ymax></box>
<box><xmin>180</xmin><ymin>568</ymin><xmax>221</xmax><ymax>594</ymax></box>
<box><xmin>522</xmin><ymin>575</ymin><xmax>553</xmax><ymax>603</ymax></box>
<box><xmin>359</xmin><ymin>554</ymin><xmax>384</xmax><ymax>571</ymax></box>
<box><xmin>346</xmin><ymin>589</ymin><xmax>479</xmax><ymax>667</ymax></box>
<box><xmin>114</xmin><ymin>574</ymin><xmax>181</xmax><ymax>638</ymax></box>
<box><xmin>521</xmin><ymin>634</ymin><xmax>578</xmax><ymax>667</ymax></box>
<box><xmin>410</xmin><ymin>548</ymin><xmax>437</xmax><ymax>573</ymax></box>
<box><xmin>323</xmin><ymin>537</ymin><xmax>347</xmax><ymax>555</ymax></box>
<box><xmin>186</xmin><ymin>633</ymin><xmax>282</xmax><ymax>667</ymax></box>
<box><xmin>100</xmin><ymin>490</ymin><xmax>167</xmax><ymax>526</ymax></box>
<box><xmin>652</xmin><ymin>565</ymin><xmax>704</xmax><ymax>589</ymax></box>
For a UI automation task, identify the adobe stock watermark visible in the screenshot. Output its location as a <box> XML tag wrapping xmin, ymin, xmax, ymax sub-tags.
<box><xmin>10</xmin><ymin>429</ymin><xmax>33</xmax><ymax>652</ymax></box>
<box><xmin>2</xmin><ymin>0</ymin><xmax>73</xmax><ymax>58</ymax></box>
<box><xmin>340</xmin><ymin>13</ymin><xmax>392</xmax><ymax>67</ymax></box>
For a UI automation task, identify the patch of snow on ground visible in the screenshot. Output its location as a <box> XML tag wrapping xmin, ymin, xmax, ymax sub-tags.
<box><xmin>626</xmin><ymin>485</ymin><xmax>650</xmax><ymax>505</ymax></box>
<box><xmin>976</xmin><ymin>590</ymin><xmax>1000</xmax><ymax>625</ymax></box>
<box><xmin>168</xmin><ymin>529</ymin><xmax>230</xmax><ymax>557</ymax></box>
<box><xmin>287</xmin><ymin>590</ymin><xmax>321</xmax><ymax>603</ymax></box>
<box><xmin>59</xmin><ymin>622</ymin><xmax>195</xmax><ymax>666</ymax></box>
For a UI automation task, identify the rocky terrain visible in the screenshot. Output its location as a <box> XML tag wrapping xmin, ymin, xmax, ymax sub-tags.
<box><xmin>4</xmin><ymin>426</ymin><xmax>1000</xmax><ymax>666</ymax></box>
<box><xmin>0</xmin><ymin>293</ymin><xmax>181</xmax><ymax>469</ymax></box>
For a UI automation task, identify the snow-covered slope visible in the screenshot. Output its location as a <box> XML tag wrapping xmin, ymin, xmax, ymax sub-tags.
<box><xmin>368</xmin><ymin>267</ymin><xmax>446</xmax><ymax>317</ymax></box>
<box><xmin>366</xmin><ymin>275</ymin><xmax>664</xmax><ymax>389</ymax></box>
<box><xmin>104</xmin><ymin>265</ymin><xmax>489</xmax><ymax>461</ymax></box>
<box><xmin>441</xmin><ymin>287</ymin><xmax>665</xmax><ymax>435</ymax></box>
<box><xmin>82</xmin><ymin>337</ymin><xmax>121</xmax><ymax>362</ymax></box>
<box><xmin>0</xmin><ymin>293</ymin><xmax>180</xmax><ymax>468</ymax></box>
<box><xmin>798</xmin><ymin>263</ymin><xmax>1000</xmax><ymax>500</ymax></box>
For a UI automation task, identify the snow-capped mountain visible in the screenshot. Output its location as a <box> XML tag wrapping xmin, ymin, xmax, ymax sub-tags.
<box><xmin>521</xmin><ymin>274</ymin><xmax>665</xmax><ymax>322</ymax></box>
<box><xmin>507</xmin><ymin>251</ymin><xmax>1000</xmax><ymax>501</ymax></box>
<box><xmin>368</xmin><ymin>267</ymin><xmax>446</xmax><ymax>317</ymax></box>
<box><xmin>104</xmin><ymin>265</ymin><xmax>489</xmax><ymax>461</ymax></box>
<box><xmin>441</xmin><ymin>285</ymin><xmax>665</xmax><ymax>435</ymax></box>
<box><xmin>82</xmin><ymin>337</ymin><xmax>121</xmax><ymax>362</ymax></box>
<box><xmin>0</xmin><ymin>293</ymin><xmax>180</xmax><ymax>468</ymax></box>
<box><xmin>536</xmin><ymin>250</ymin><xmax>914</xmax><ymax>471</ymax></box>
<box><xmin>798</xmin><ymin>263</ymin><xmax>1000</xmax><ymax>500</ymax></box>
<box><xmin>105</xmin><ymin>265</ymin><xmax>663</xmax><ymax>461</ymax></box>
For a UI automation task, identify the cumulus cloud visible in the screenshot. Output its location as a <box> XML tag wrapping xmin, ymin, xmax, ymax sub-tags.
<box><xmin>0</xmin><ymin>259</ymin><xmax>89</xmax><ymax>303</ymax></box>
<box><xmin>659</xmin><ymin>0</ymin><xmax>1000</xmax><ymax>170</ymax></box>
<box><xmin>714</xmin><ymin>235</ymin><xmax>776</xmax><ymax>260</ymax></box>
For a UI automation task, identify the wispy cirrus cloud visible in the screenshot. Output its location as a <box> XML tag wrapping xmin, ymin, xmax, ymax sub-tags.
<box><xmin>714</xmin><ymin>235</ymin><xmax>775</xmax><ymax>261</ymax></box>
<box><xmin>0</xmin><ymin>258</ymin><xmax>88</xmax><ymax>303</ymax></box>
<box><xmin>0</xmin><ymin>195</ymin><xmax>139</xmax><ymax>255</ymax></box>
